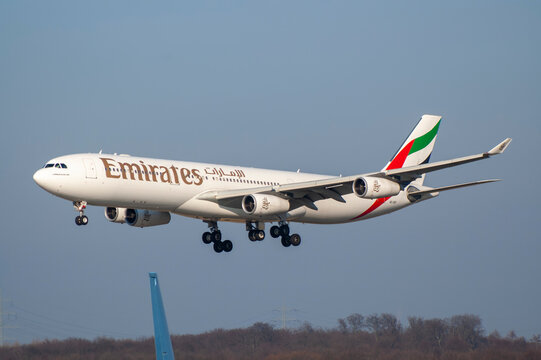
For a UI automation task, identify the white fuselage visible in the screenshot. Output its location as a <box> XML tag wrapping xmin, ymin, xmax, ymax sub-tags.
<box><xmin>33</xmin><ymin>153</ymin><xmax>413</xmax><ymax>225</ymax></box>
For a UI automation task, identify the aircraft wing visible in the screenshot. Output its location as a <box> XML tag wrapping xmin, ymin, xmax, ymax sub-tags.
<box><xmin>196</xmin><ymin>138</ymin><xmax>511</xmax><ymax>208</ymax></box>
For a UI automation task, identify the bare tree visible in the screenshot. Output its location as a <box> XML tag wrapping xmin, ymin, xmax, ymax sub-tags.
<box><xmin>531</xmin><ymin>334</ymin><xmax>541</xmax><ymax>350</ymax></box>
<box><xmin>425</xmin><ymin>318</ymin><xmax>448</xmax><ymax>351</ymax></box>
<box><xmin>366</xmin><ymin>314</ymin><xmax>383</xmax><ymax>339</ymax></box>
<box><xmin>346</xmin><ymin>313</ymin><xmax>365</xmax><ymax>332</ymax></box>
<box><xmin>407</xmin><ymin>317</ymin><xmax>425</xmax><ymax>345</ymax></box>
<box><xmin>379</xmin><ymin>313</ymin><xmax>402</xmax><ymax>348</ymax></box>
<box><xmin>448</xmin><ymin>314</ymin><xmax>484</xmax><ymax>350</ymax></box>
<box><xmin>337</xmin><ymin>318</ymin><xmax>348</xmax><ymax>333</ymax></box>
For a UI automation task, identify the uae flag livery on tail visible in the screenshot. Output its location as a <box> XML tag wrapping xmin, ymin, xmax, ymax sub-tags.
<box><xmin>383</xmin><ymin>115</ymin><xmax>441</xmax><ymax>171</ymax></box>
<box><xmin>353</xmin><ymin>115</ymin><xmax>442</xmax><ymax>220</ymax></box>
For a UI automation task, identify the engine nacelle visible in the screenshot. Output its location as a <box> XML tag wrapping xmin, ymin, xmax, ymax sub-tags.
<box><xmin>242</xmin><ymin>194</ymin><xmax>290</xmax><ymax>217</ymax></box>
<box><xmin>125</xmin><ymin>209</ymin><xmax>171</xmax><ymax>228</ymax></box>
<box><xmin>105</xmin><ymin>207</ymin><xmax>171</xmax><ymax>228</ymax></box>
<box><xmin>105</xmin><ymin>207</ymin><xmax>129</xmax><ymax>223</ymax></box>
<box><xmin>352</xmin><ymin>176</ymin><xmax>401</xmax><ymax>199</ymax></box>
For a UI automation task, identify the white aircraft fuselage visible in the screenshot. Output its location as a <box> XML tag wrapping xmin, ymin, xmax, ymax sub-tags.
<box><xmin>33</xmin><ymin>153</ymin><xmax>410</xmax><ymax>224</ymax></box>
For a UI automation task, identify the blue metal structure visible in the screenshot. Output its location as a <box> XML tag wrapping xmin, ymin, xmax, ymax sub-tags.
<box><xmin>149</xmin><ymin>272</ymin><xmax>175</xmax><ymax>360</ymax></box>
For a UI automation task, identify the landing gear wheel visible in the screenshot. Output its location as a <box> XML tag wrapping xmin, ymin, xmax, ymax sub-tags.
<box><xmin>212</xmin><ymin>231</ymin><xmax>222</xmax><ymax>243</ymax></box>
<box><xmin>270</xmin><ymin>226</ymin><xmax>281</xmax><ymax>238</ymax></box>
<box><xmin>202</xmin><ymin>232</ymin><xmax>213</xmax><ymax>244</ymax></box>
<box><xmin>255</xmin><ymin>230</ymin><xmax>265</xmax><ymax>241</ymax></box>
<box><xmin>248</xmin><ymin>230</ymin><xmax>257</xmax><ymax>242</ymax></box>
<box><xmin>289</xmin><ymin>234</ymin><xmax>301</xmax><ymax>246</ymax></box>
<box><xmin>73</xmin><ymin>201</ymin><xmax>88</xmax><ymax>226</ymax></box>
<box><xmin>281</xmin><ymin>235</ymin><xmax>291</xmax><ymax>247</ymax></box>
<box><xmin>223</xmin><ymin>240</ymin><xmax>233</xmax><ymax>252</ymax></box>
<box><xmin>280</xmin><ymin>224</ymin><xmax>290</xmax><ymax>237</ymax></box>
<box><xmin>213</xmin><ymin>241</ymin><xmax>224</xmax><ymax>253</ymax></box>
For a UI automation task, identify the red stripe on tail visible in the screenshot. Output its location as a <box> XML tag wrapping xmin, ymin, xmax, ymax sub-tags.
<box><xmin>386</xmin><ymin>140</ymin><xmax>414</xmax><ymax>170</ymax></box>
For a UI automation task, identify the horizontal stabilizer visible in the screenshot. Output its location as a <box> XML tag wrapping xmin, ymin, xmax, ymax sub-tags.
<box><xmin>408</xmin><ymin>179</ymin><xmax>501</xmax><ymax>196</ymax></box>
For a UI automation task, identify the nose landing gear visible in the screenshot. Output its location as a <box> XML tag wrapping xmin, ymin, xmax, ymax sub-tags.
<box><xmin>73</xmin><ymin>201</ymin><xmax>89</xmax><ymax>226</ymax></box>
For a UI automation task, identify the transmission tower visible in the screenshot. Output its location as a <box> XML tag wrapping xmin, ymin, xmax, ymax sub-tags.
<box><xmin>0</xmin><ymin>289</ymin><xmax>15</xmax><ymax>346</ymax></box>
<box><xmin>0</xmin><ymin>288</ymin><xmax>4</xmax><ymax>346</ymax></box>
<box><xmin>274</xmin><ymin>305</ymin><xmax>298</xmax><ymax>330</ymax></box>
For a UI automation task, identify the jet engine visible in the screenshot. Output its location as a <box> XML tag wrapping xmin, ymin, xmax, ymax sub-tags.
<box><xmin>352</xmin><ymin>176</ymin><xmax>401</xmax><ymax>199</ymax></box>
<box><xmin>105</xmin><ymin>207</ymin><xmax>171</xmax><ymax>227</ymax></box>
<box><xmin>242</xmin><ymin>194</ymin><xmax>290</xmax><ymax>217</ymax></box>
<box><xmin>105</xmin><ymin>207</ymin><xmax>129</xmax><ymax>223</ymax></box>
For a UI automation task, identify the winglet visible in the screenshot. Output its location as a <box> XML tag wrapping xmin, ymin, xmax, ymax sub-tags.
<box><xmin>488</xmin><ymin>138</ymin><xmax>512</xmax><ymax>155</ymax></box>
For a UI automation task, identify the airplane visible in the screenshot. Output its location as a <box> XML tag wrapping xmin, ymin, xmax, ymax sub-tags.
<box><xmin>33</xmin><ymin>115</ymin><xmax>511</xmax><ymax>254</ymax></box>
<box><xmin>149</xmin><ymin>272</ymin><xmax>175</xmax><ymax>360</ymax></box>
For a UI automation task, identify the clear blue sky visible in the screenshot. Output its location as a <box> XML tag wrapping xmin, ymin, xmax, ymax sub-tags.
<box><xmin>1</xmin><ymin>0</ymin><xmax>539</xmax><ymax>344</ymax></box>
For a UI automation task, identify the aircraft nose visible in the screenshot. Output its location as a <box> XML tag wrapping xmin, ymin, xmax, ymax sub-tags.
<box><xmin>33</xmin><ymin>169</ymin><xmax>49</xmax><ymax>189</ymax></box>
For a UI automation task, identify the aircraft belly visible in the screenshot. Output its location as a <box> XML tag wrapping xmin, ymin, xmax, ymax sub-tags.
<box><xmin>297</xmin><ymin>192</ymin><xmax>411</xmax><ymax>224</ymax></box>
<box><xmin>173</xmin><ymin>197</ymin><xmax>244</xmax><ymax>220</ymax></box>
<box><xmin>297</xmin><ymin>196</ymin><xmax>373</xmax><ymax>224</ymax></box>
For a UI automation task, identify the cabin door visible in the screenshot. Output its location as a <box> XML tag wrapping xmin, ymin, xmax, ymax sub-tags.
<box><xmin>83</xmin><ymin>158</ymin><xmax>97</xmax><ymax>179</ymax></box>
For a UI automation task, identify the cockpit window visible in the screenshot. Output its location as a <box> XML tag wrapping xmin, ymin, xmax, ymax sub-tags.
<box><xmin>48</xmin><ymin>163</ymin><xmax>68</xmax><ymax>169</ymax></box>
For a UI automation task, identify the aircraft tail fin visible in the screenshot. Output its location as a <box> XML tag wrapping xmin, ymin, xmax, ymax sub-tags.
<box><xmin>382</xmin><ymin>115</ymin><xmax>442</xmax><ymax>176</ymax></box>
<box><xmin>149</xmin><ymin>272</ymin><xmax>175</xmax><ymax>360</ymax></box>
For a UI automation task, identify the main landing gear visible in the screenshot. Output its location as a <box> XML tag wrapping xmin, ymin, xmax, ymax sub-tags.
<box><xmin>270</xmin><ymin>222</ymin><xmax>301</xmax><ymax>247</ymax></box>
<box><xmin>248</xmin><ymin>221</ymin><xmax>301</xmax><ymax>248</ymax></box>
<box><xmin>73</xmin><ymin>201</ymin><xmax>89</xmax><ymax>226</ymax></box>
<box><xmin>246</xmin><ymin>221</ymin><xmax>265</xmax><ymax>242</ymax></box>
<box><xmin>202</xmin><ymin>221</ymin><xmax>233</xmax><ymax>254</ymax></box>
<box><xmin>200</xmin><ymin>220</ymin><xmax>302</xmax><ymax>254</ymax></box>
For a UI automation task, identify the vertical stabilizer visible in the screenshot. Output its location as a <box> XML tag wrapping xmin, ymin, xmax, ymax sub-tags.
<box><xmin>382</xmin><ymin>114</ymin><xmax>442</xmax><ymax>172</ymax></box>
<box><xmin>149</xmin><ymin>272</ymin><xmax>175</xmax><ymax>360</ymax></box>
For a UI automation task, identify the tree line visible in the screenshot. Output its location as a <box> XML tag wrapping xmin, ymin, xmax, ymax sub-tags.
<box><xmin>1</xmin><ymin>313</ymin><xmax>540</xmax><ymax>359</ymax></box>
